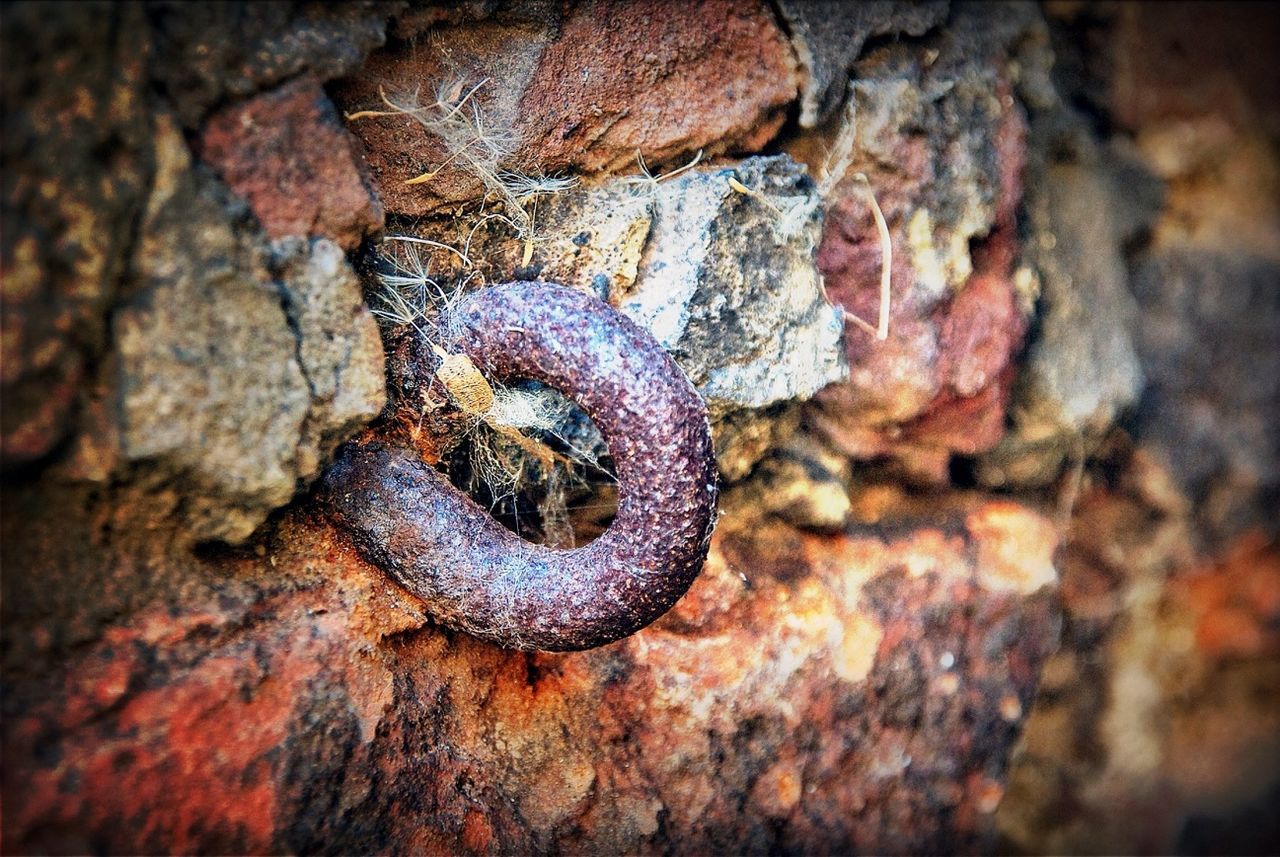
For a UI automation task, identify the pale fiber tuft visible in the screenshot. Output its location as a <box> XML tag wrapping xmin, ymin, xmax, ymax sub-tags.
<box><xmin>369</xmin><ymin>237</ymin><xmax>612</xmax><ymax>543</ymax></box>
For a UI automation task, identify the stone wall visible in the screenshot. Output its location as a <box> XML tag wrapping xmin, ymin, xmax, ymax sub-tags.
<box><xmin>2</xmin><ymin>2</ymin><xmax>1276</xmax><ymax>853</ymax></box>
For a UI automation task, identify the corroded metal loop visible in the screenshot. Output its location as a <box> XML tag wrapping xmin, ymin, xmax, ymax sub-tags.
<box><xmin>321</xmin><ymin>282</ymin><xmax>719</xmax><ymax>651</ymax></box>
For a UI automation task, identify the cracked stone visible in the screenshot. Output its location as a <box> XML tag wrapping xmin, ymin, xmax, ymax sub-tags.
<box><xmin>274</xmin><ymin>237</ymin><xmax>389</xmax><ymax>483</ymax></box>
<box><xmin>375</xmin><ymin>154</ymin><xmax>846</xmax><ymax>479</ymax></box>
<box><xmin>332</xmin><ymin>0</ymin><xmax>798</xmax><ymax>216</ymax></box>
<box><xmin>787</xmin><ymin>4</ymin><xmax>1040</xmax><ymax>479</ymax></box>
<box><xmin>108</xmin><ymin>117</ymin><xmax>384</xmax><ymax>543</ymax></box>
<box><xmin>197</xmin><ymin>78</ymin><xmax>384</xmax><ymax>251</ymax></box>
<box><xmin>776</xmin><ymin>0</ymin><xmax>949</xmax><ymax>128</ymax></box>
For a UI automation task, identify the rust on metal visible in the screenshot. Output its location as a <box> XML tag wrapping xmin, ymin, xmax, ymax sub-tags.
<box><xmin>320</xmin><ymin>282</ymin><xmax>719</xmax><ymax>651</ymax></box>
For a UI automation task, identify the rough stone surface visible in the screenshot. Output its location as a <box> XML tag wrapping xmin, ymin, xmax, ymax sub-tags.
<box><xmin>111</xmin><ymin>121</ymin><xmax>309</xmax><ymax>542</ymax></box>
<box><xmin>812</xmin><ymin>224</ymin><xmax>1026</xmax><ymax>483</ymax></box>
<box><xmin>791</xmin><ymin>4</ymin><xmax>1040</xmax><ymax>481</ymax></box>
<box><xmin>2</xmin><ymin>490</ymin><xmax>1059</xmax><ymax>854</ymax></box>
<box><xmin>6</xmin><ymin>1</ymin><xmax>1279</xmax><ymax>853</ymax></box>
<box><xmin>377</xmin><ymin>178</ymin><xmax>655</xmax><ymax>306</ymax></box>
<box><xmin>0</xmin><ymin>3</ymin><xmax>153</xmax><ymax>466</ymax></box>
<box><xmin>148</xmin><ymin>0</ymin><xmax>396</xmax><ymax>126</ymax></box>
<box><xmin>1109</xmin><ymin>0</ymin><xmax>1280</xmax><ymax>549</ymax></box>
<box><xmin>330</xmin><ymin>7</ymin><xmax>558</xmax><ymax>215</ymax></box>
<box><xmin>1129</xmin><ymin>250</ymin><xmax>1280</xmax><ymax>547</ymax></box>
<box><xmin>972</xmin><ymin>66</ymin><xmax>1158</xmax><ymax>490</ymax></box>
<box><xmin>373</xmin><ymin>155</ymin><xmax>846</xmax><ymax>479</ymax></box>
<box><xmin>197</xmin><ymin>78</ymin><xmax>384</xmax><ymax>250</ymax></box>
<box><xmin>83</xmin><ymin>117</ymin><xmax>385</xmax><ymax>544</ymax></box>
<box><xmin>992</xmin><ymin>7</ymin><xmax>1280</xmax><ymax>850</ymax></box>
<box><xmin>985</xmin><ymin>0</ymin><xmax>1280</xmax><ymax>507</ymax></box>
<box><xmin>777</xmin><ymin>0</ymin><xmax>949</xmax><ymax>127</ymax></box>
<box><xmin>332</xmin><ymin>0</ymin><xmax>799</xmax><ymax>216</ymax></box>
<box><xmin>275</xmin><ymin>238</ymin><xmax>391</xmax><ymax>483</ymax></box>
<box><xmin>980</xmin><ymin>158</ymin><xmax>1145</xmax><ymax>474</ymax></box>
<box><xmin>623</xmin><ymin>156</ymin><xmax>845</xmax><ymax>414</ymax></box>
<box><xmin>519</xmin><ymin>0</ymin><xmax>798</xmax><ymax>173</ymax></box>
<box><xmin>727</xmin><ymin>432</ymin><xmax>853</xmax><ymax>532</ymax></box>
<box><xmin>998</xmin><ymin>448</ymin><xmax>1280</xmax><ymax>855</ymax></box>
<box><xmin>6</xmin><ymin>9</ymin><xmax>1059</xmax><ymax>852</ymax></box>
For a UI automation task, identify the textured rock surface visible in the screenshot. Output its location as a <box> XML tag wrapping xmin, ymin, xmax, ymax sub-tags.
<box><xmin>1106</xmin><ymin>1</ymin><xmax>1280</xmax><ymax>547</ymax></box>
<box><xmin>994</xmin><ymin>5</ymin><xmax>1280</xmax><ymax>852</ymax></box>
<box><xmin>1020</xmin><ymin>162</ymin><xmax>1145</xmax><ymax>435</ymax></box>
<box><xmin>333</xmin><ymin>0</ymin><xmax>798</xmax><ymax>216</ymax></box>
<box><xmin>729</xmin><ymin>433</ymin><xmax>854</xmax><ymax>532</ymax></box>
<box><xmin>275</xmin><ymin>238</ymin><xmax>390</xmax><ymax>484</ymax></box>
<box><xmin>4</xmin><ymin>1</ymin><xmax>1280</xmax><ymax>854</ymax></box>
<box><xmin>792</xmin><ymin>4</ymin><xmax>1040</xmax><ymax>481</ymax></box>
<box><xmin>198</xmin><ymin>78</ymin><xmax>384</xmax><ymax>251</ymax></box>
<box><xmin>1129</xmin><ymin>250</ymin><xmax>1280</xmax><ymax>547</ymax></box>
<box><xmin>777</xmin><ymin>0</ymin><xmax>949</xmax><ymax>127</ymax></box>
<box><xmin>997</xmin><ymin>448</ymin><xmax>1280</xmax><ymax>855</ymax></box>
<box><xmin>519</xmin><ymin>0</ymin><xmax>798</xmax><ymax>173</ymax></box>
<box><xmin>95</xmin><ymin>118</ymin><xmax>386</xmax><ymax>544</ymax></box>
<box><xmin>330</xmin><ymin>5</ymin><xmax>559</xmax><ymax>216</ymax></box>
<box><xmin>622</xmin><ymin>156</ymin><xmax>845</xmax><ymax>414</ymax></box>
<box><xmin>148</xmin><ymin>0</ymin><xmax>395</xmax><ymax>126</ymax></box>
<box><xmin>3</xmin><ymin>490</ymin><xmax>1059</xmax><ymax>854</ymax></box>
<box><xmin>973</xmin><ymin>154</ymin><xmax>1149</xmax><ymax>490</ymax></box>
<box><xmin>111</xmin><ymin>121</ymin><xmax>315</xmax><ymax>540</ymax></box>
<box><xmin>0</xmin><ymin>3</ymin><xmax>153</xmax><ymax>465</ymax></box>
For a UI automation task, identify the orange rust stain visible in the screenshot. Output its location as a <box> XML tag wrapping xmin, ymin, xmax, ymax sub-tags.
<box><xmin>751</xmin><ymin>758</ymin><xmax>804</xmax><ymax>819</ymax></box>
<box><xmin>461</xmin><ymin>808</ymin><xmax>494</xmax><ymax>854</ymax></box>
<box><xmin>1180</xmin><ymin>531</ymin><xmax>1280</xmax><ymax>659</ymax></box>
<box><xmin>8</xmin><ymin>589</ymin><xmax>386</xmax><ymax>852</ymax></box>
<box><xmin>1196</xmin><ymin>607</ymin><xmax>1267</xmax><ymax>658</ymax></box>
<box><xmin>74</xmin><ymin>652</ymin><xmax>295</xmax><ymax>853</ymax></box>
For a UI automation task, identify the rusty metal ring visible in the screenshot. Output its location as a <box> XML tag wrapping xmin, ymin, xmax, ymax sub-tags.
<box><xmin>320</xmin><ymin>282</ymin><xmax>719</xmax><ymax>651</ymax></box>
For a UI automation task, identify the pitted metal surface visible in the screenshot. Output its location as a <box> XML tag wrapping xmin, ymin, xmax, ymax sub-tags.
<box><xmin>321</xmin><ymin>282</ymin><xmax>718</xmax><ymax>651</ymax></box>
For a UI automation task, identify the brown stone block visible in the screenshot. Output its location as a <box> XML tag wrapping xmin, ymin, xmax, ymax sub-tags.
<box><xmin>198</xmin><ymin>78</ymin><xmax>384</xmax><ymax>250</ymax></box>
